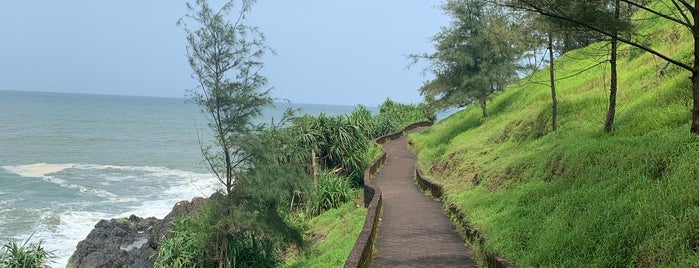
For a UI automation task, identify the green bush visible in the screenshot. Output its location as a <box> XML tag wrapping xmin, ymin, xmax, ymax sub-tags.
<box><xmin>312</xmin><ymin>172</ymin><xmax>356</xmax><ymax>215</ymax></box>
<box><xmin>156</xmin><ymin>215</ymin><xmax>283</xmax><ymax>268</ymax></box>
<box><xmin>155</xmin><ymin>218</ymin><xmax>206</xmax><ymax>268</ymax></box>
<box><xmin>372</xmin><ymin>98</ymin><xmax>434</xmax><ymax>137</ymax></box>
<box><xmin>0</xmin><ymin>236</ymin><xmax>54</xmax><ymax>268</ymax></box>
<box><xmin>227</xmin><ymin>232</ymin><xmax>281</xmax><ymax>268</ymax></box>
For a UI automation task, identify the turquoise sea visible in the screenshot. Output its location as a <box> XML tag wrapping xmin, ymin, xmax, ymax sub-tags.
<box><xmin>0</xmin><ymin>90</ymin><xmax>362</xmax><ymax>266</ymax></box>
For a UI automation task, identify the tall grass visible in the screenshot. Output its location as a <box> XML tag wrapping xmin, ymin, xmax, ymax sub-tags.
<box><xmin>411</xmin><ymin>2</ymin><xmax>699</xmax><ymax>266</ymax></box>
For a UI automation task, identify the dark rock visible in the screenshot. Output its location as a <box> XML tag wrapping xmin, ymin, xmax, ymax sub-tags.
<box><xmin>68</xmin><ymin>197</ymin><xmax>208</xmax><ymax>268</ymax></box>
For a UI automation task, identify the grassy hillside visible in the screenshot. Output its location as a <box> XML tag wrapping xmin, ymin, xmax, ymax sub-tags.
<box><xmin>411</xmin><ymin>3</ymin><xmax>699</xmax><ymax>267</ymax></box>
<box><xmin>285</xmin><ymin>200</ymin><xmax>366</xmax><ymax>267</ymax></box>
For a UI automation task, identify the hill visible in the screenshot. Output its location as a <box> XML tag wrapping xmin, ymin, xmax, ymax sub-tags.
<box><xmin>410</xmin><ymin>2</ymin><xmax>699</xmax><ymax>267</ymax></box>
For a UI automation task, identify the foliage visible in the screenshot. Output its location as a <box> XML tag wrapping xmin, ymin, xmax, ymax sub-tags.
<box><xmin>178</xmin><ymin>1</ymin><xmax>312</xmax><ymax>267</ymax></box>
<box><xmin>155</xmin><ymin>198</ymin><xmax>287</xmax><ymax>268</ymax></box>
<box><xmin>0</xmin><ymin>236</ymin><xmax>55</xmax><ymax>268</ymax></box>
<box><xmin>288</xmin><ymin>113</ymin><xmax>368</xmax><ymax>184</ymax></box>
<box><xmin>411</xmin><ymin>6</ymin><xmax>699</xmax><ymax>266</ymax></box>
<box><xmin>226</xmin><ymin>232</ymin><xmax>281</xmax><ymax>268</ymax></box>
<box><xmin>311</xmin><ymin>172</ymin><xmax>356</xmax><ymax>215</ymax></box>
<box><xmin>371</xmin><ymin>98</ymin><xmax>435</xmax><ymax>137</ymax></box>
<box><xmin>155</xmin><ymin>218</ymin><xmax>206</xmax><ymax>268</ymax></box>
<box><xmin>180</xmin><ymin>0</ymin><xmax>272</xmax><ymax>197</ymax></box>
<box><xmin>415</xmin><ymin>0</ymin><xmax>524</xmax><ymax>118</ymax></box>
<box><xmin>286</xmin><ymin>202</ymin><xmax>366</xmax><ymax>268</ymax></box>
<box><xmin>512</xmin><ymin>0</ymin><xmax>699</xmax><ymax>134</ymax></box>
<box><xmin>285</xmin><ymin>100</ymin><xmax>432</xmax><ymax>185</ymax></box>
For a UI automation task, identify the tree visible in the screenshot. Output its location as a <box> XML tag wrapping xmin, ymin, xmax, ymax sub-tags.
<box><xmin>178</xmin><ymin>0</ymin><xmax>295</xmax><ymax>266</ymax></box>
<box><xmin>512</xmin><ymin>0</ymin><xmax>699</xmax><ymax>134</ymax></box>
<box><xmin>415</xmin><ymin>0</ymin><xmax>523</xmax><ymax>118</ymax></box>
<box><xmin>179</xmin><ymin>0</ymin><xmax>271</xmax><ymax>197</ymax></box>
<box><xmin>502</xmin><ymin>0</ymin><xmax>626</xmax><ymax>132</ymax></box>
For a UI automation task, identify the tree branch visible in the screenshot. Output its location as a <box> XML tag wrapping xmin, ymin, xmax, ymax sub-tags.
<box><xmin>510</xmin><ymin>0</ymin><xmax>693</xmax><ymax>72</ymax></box>
<box><xmin>669</xmin><ymin>0</ymin><xmax>693</xmax><ymax>27</ymax></box>
<box><xmin>674</xmin><ymin>0</ymin><xmax>695</xmax><ymax>13</ymax></box>
<box><xmin>620</xmin><ymin>0</ymin><xmax>691</xmax><ymax>28</ymax></box>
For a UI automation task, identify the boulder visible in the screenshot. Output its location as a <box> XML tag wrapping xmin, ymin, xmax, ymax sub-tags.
<box><xmin>68</xmin><ymin>197</ymin><xmax>207</xmax><ymax>268</ymax></box>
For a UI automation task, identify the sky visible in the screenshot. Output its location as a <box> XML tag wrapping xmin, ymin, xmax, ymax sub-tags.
<box><xmin>0</xmin><ymin>1</ymin><xmax>448</xmax><ymax>106</ymax></box>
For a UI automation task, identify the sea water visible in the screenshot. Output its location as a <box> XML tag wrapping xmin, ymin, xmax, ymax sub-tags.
<box><xmin>0</xmin><ymin>90</ymin><xmax>360</xmax><ymax>267</ymax></box>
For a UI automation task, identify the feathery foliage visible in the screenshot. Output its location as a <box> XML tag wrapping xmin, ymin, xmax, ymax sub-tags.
<box><xmin>415</xmin><ymin>0</ymin><xmax>524</xmax><ymax>118</ymax></box>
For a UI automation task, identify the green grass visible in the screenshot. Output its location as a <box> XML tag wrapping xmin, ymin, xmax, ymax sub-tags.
<box><xmin>411</xmin><ymin>2</ymin><xmax>699</xmax><ymax>267</ymax></box>
<box><xmin>285</xmin><ymin>200</ymin><xmax>367</xmax><ymax>268</ymax></box>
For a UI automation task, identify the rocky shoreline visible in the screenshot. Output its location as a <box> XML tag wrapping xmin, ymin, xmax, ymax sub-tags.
<box><xmin>67</xmin><ymin>197</ymin><xmax>207</xmax><ymax>268</ymax></box>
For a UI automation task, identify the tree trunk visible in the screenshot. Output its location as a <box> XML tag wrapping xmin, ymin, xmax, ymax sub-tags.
<box><xmin>692</xmin><ymin>6</ymin><xmax>699</xmax><ymax>134</ymax></box>
<box><xmin>692</xmin><ymin>23</ymin><xmax>699</xmax><ymax>133</ymax></box>
<box><xmin>605</xmin><ymin>0</ymin><xmax>620</xmax><ymax>133</ymax></box>
<box><xmin>548</xmin><ymin>32</ymin><xmax>558</xmax><ymax>131</ymax></box>
<box><xmin>563</xmin><ymin>33</ymin><xmax>574</xmax><ymax>53</ymax></box>
<box><xmin>219</xmin><ymin>234</ymin><xmax>228</xmax><ymax>268</ymax></box>
<box><xmin>480</xmin><ymin>98</ymin><xmax>489</xmax><ymax>118</ymax></box>
<box><xmin>311</xmin><ymin>148</ymin><xmax>318</xmax><ymax>188</ymax></box>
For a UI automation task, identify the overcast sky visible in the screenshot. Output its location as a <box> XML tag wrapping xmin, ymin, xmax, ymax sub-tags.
<box><xmin>0</xmin><ymin>1</ymin><xmax>448</xmax><ymax>106</ymax></box>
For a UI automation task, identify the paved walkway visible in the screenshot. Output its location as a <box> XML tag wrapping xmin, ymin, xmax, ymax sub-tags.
<box><xmin>371</xmin><ymin>133</ymin><xmax>476</xmax><ymax>267</ymax></box>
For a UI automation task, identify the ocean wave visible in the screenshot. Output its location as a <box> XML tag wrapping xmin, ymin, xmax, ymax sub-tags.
<box><xmin>1</xmin><ymin>162</ymin><xmax>221</xmax><ymax>267</ymax></box>
<box><xmin>2</xmin><ymin>163</ymin><xmax>219</xmax><ymax>199</ymax></box>
<box><xmin>44</xmin><ymin>175</ymin><xmax>118</xmax><ymax>199</ymax></box>
<box><xmin>36</xmin><ymin>209</ymin><xmax>111</xmax><ymax>267</ymax></box>
<box><xmin>2</xmin><ymin>163</ymin><xmax>75</xmax><ymax>178</ymax></box>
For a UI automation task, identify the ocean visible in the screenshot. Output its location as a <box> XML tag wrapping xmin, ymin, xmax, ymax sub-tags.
<box><xmin>0</xmin><ymin>90</ymin><xmax>361</xmax><ymax>267</ymax></box>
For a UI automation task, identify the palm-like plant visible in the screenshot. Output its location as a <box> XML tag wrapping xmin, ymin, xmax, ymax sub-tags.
<box><xmin>0</xmin><ymin>236</ymin><xmax>55</xmax><ymax>268</ymax></box>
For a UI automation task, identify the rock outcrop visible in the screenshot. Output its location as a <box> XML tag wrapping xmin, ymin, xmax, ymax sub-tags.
<box><xmin>68</xmin><ymin>197</ymin><xmax>207</xmax><ymax>268</ymax></box>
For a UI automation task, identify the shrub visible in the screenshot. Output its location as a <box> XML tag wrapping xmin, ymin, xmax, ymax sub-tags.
<box><xmin>227</xmin><ymin>232</ymin><xmax>281</xmax><ymax>268</ymax></box>
<box><xmin>156</xmin><ymin>215</ymin><xmax>284</xmax><ymax>268</ymax></box>
<box><xmin>154</xmin><ymin>218</ymin><xmax>206</xmax><ymax>268</ymax></box>
<box><xmin>0</xmin><ymin>236</ymin><xmax>54</xmax><ymax>268</ymax></box>
<box><xmin>312</xmin><ymin>172</ymin><xmax>356</xmax><ymax>215</ymax></box>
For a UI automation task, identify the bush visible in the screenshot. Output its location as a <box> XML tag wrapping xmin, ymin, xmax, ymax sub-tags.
<box><xmin>371</xmin><ymin>98</ymin><xmax>435</xmax><ymax>137</ymax></box>
<box><xmin>156</xmin><ymin>215</ymin><xmax>283</xmax><ymax>268</ymax></box>
<box><xmin>312</xmin><ymin>172</ymin><xmax>356</xmax><ymax>215</ymax></box>
<box><xmin>227</xmin><ymin>232</ymin><xmax>281</xmax><ymax>268</ymax></box>
<box><xmin>154</xmin><ymin>218</ymin><xmax>206</xmax><ymax>268</ymax></box>
<box><xmin>0</xmin><ymin>236</ymin><xmax>54</xmax><ymax>268</ymax></box>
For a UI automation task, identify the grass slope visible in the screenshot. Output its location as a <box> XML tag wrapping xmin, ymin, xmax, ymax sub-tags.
<box><xmin>286</xmin><ymin>201</ymin><xmax>366</xmax><ymax>267</ymax></box>
<box><xmin>411</xmin><ymin>2</ymin><xmax>699</xmax><ymax>267</ymax></box>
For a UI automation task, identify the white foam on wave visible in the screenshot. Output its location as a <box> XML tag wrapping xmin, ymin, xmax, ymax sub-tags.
<box><xmin>43</xmin><ymin>175</ymin><xmax>118</xmax><ymax>199</ymax></box>
<box><xmin>34</xmin><ymin>209</ymin><xmax>111</xmax><ymax>267</ymax></box>
<box><xmin>117</xmin><ymin>168</ymin><xmax>220</xmax><ymax>218</ymax></box>
<box><xmin>2</xmin><ymin>163</ymin><xmax>119</xmax><ymax>198</ymax></box>
<box><xmin>2</xmin><ymin>163</ymin><xmax>75</xmax><ymax>178</ymax></box>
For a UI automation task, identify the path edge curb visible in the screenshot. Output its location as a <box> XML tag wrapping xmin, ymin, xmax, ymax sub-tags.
<box><xmin>414</xmin><ymin>164</ymin><xmax>514</xmax><ymax>268</ymax></box>
<box><xmin>344</xmin><ymin>121</ymin><xmax>432</xmax><ymax>268</ymax></box>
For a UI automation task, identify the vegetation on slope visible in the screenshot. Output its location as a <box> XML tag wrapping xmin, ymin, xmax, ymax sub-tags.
<box><xmin>155</xmin><ymin>99</ymin><xmax>432</xmax><ymax>267</ymax></box>
<box><xmin>411</xmin><ymin>3</ymin><xmax>699</xmax><ymax>267</ymax></box>
<box><xmin>285</xmin><ymin>201</ymin><xmax>367</xmax><ymax>268</ymax></box>
<box><xmin>171</xmin><ymin>0</ymin><xmax>435</xmax><ymax>266</ymax></box>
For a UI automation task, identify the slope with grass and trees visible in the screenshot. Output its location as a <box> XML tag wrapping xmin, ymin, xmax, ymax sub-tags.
<box><xmin>411</xmin><ymin>0</ymin><xmax>699</xmax><ymax>266</ymax></box>
<box><xmin>159</xmin><ymin>3</ymin><xmax>435</xmax><ymax>262</ymax></box>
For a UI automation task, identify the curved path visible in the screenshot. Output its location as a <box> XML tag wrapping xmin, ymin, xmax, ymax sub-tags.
<box><xmin>371</xmin><ymin>131</ymin><xmax>476</xmax><ymax>267</ymax></box>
